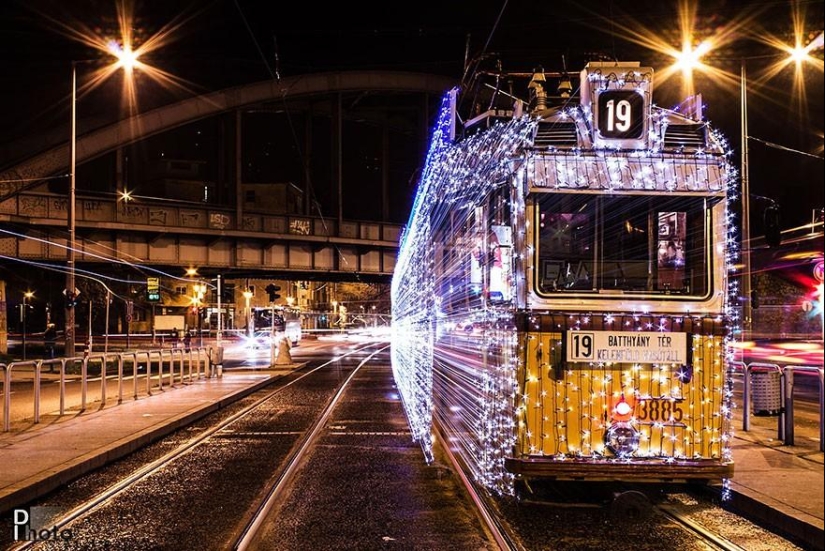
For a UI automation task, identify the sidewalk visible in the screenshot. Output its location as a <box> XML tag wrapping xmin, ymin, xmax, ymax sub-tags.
<box><xmin>1</xmin><ymin>369</ymin><xmax>822</xmax><ymax>550</ymax></box>
<box><xmin>0</xmin><ymin>368</ymin><xmax>290</xmax><ymax>514</ymax></box>
<box><xmin>725</xmin><ymin>411</ymin><xmax>824</xmax><ymax>551</ymax></box>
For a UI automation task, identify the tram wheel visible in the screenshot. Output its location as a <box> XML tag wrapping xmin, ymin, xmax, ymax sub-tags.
<box><xmin>609</xmin><ymin>490</ymin><xmax>652</xmax><ymax>520</ymax></box>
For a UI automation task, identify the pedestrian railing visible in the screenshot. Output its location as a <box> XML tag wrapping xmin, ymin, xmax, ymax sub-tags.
<box><xmin>730</xmin><ymin>360</ymin><xmax>824</xmax><ymax>452</ymax></box>
<box><xmin>1</xmin><ymin>347</ymin><xmax>215</xmax><ymax>432</ymax></box>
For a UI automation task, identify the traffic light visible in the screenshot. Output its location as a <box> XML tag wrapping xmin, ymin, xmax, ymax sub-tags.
<box><xmin>764</xmin><ymin>205</ymin><xmax>781</xmax><ymax>247</ymax></box>
<box><xmin>146</xmin><ymin>277</ymin><xmax>161</xmax><ymax>302</ymax></box>
<box><xmin>265</xmin><ymin>284</ymin><xmax>281</xmax><ymax>302</ymax></box>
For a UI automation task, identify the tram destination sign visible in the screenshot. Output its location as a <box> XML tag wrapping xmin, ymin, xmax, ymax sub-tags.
<box><xmin>565</xmin><ymin>330</ymin><xmax>688</xmax><ymax>364</ymax></box>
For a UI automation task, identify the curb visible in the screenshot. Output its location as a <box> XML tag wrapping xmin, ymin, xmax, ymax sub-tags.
<box><xmin>724</xmin><ymin>485</ymin><xmax>825</xmax><ymax>551</ymax></box>
<box><xmin>0</xmin><ymin>376</ymin><xmax>275</xmax><ymax>514</ymax></box>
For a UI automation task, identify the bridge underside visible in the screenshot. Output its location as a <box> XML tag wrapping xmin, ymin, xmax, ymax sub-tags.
<box><xmin>2</xmin><ymin>192</ymin><xmax>398</xmax><ymax>283</ymax></box>
<box><xmin>0</xmin><ymin>71</ymin><xmax>459</xmax><ymax>347</ymax></box>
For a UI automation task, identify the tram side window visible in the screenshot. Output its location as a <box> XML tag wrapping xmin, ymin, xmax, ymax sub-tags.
<box><xmin>537</xmin><ymin>195</ymin><xmax>594</xmax><ymax>291</ymax></box>
<box><xmin>435</xmin><ymin>207</ymin><xmax>484</xmax><ymax>313</ymax></box>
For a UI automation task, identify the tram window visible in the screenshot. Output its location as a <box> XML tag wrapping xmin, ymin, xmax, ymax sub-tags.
<box><xmin>657</xmin><ymin>211</ymin><xmax>687</xmax><ymax>291</ymax></box>
<box><xmin>538</xmin><ymin>206</ymin><xmax>593</xmax><ymax>291</ymax></box>
<box><xmin>488</xmin><ymin>225</ymin><xmax>513</xmax><ymax>302</ymax></box>
<box><xmin>534</xmin><ymin>194</ymin><xmax>709</xmax><ymax>296</ymax></box>
<box><xmin>602</xmin><ymin>198</ymin><xmax>651</xmax><ymax>290</ymax></box>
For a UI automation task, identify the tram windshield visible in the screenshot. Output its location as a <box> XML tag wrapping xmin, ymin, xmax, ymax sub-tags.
<box><xmin>534</xmin><ymin>193</ymin><xmax>713</xmax><ymax>296</ymax></box>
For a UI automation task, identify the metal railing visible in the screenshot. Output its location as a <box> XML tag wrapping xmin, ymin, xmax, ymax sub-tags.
<box><xmin>732</xmin><ymin>360</ymin><xmax>824</xmax><ymax>452</ymax></box>
<box><xmin>1</xmin><ymin>347</ymin><xmax>215</xmax><ymax>432</ymax></box>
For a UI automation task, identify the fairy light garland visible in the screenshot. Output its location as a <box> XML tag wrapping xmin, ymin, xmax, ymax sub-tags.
<box><xmin>393</xmin><ymin>76</ymin><xmax>737</xmax><ymax>496</ymax></box>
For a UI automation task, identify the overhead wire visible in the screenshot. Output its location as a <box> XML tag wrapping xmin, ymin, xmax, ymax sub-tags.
<box><xmin>232</xmin><ymin>0</ymin><xmax>344</xmax><ymax>265</ymax></box>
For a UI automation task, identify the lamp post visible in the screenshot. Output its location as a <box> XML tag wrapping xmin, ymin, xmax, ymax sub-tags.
<box><xmin>669</xmin><ymin>35</ymin><xmax>822</xmax><ymax>343</ymax></box>
<box><xmin>66</xmin><ymin>63</ymin><xmax>77</xmax><ymax>358</ymax></box>
<box><xmin>243</xmin><ymin>289</ymin><xmax>254</xmax><ymax>337</ymax></box>
<box><xmin>740</xmin><ymin>59</ymin><xmax>753</xmax><ymax>341</ymax></box>
<box><xmin>66</xmin><ymin>46</ymin><xmax>141</xmax><ymax>358</ymax></box>
<box><xmin>22</xmin><ymin>291</ymin><xmax>34</xmax><ymax>360</ymax></box>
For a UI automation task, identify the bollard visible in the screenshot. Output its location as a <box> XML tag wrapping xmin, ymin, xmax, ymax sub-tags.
<box><xmin>274</xmin><ymin>336</ymin><xmax>293</xmax><ymax>366</ymax></box>
<box><xmin>210</xmin><ymin>347</ymin><xmax>224</xmax><ymax>378</ymax></box>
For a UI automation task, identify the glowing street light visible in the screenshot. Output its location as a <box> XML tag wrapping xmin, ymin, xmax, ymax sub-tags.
<box><xmin>66</xmin><ymin>43</ymin><xmax>144</xmax><ymax>359</ymax></box>
<box><xmin>667</xmin><ymin>33</ymin><xmax>822</xmax><ymax>339</ymax></box>
<box><xmin>118</xmin><ymin>188</ymin><xmax>134</xmax><ymax>213</ymax></box>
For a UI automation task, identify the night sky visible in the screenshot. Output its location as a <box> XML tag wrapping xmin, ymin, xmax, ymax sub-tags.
<box><xmin>1</xmin><ymin>0</ymin><xmax>822</xmax><ymax>229</ymax></box>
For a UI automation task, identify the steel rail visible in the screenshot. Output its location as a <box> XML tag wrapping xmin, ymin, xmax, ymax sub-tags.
<box><xmin>233</xmin><ymin>344</ymin><xmax>390</xmax><ymax>551</ymax></box>
<box><xmin>657</xmin><ymin>503</ymin><xmax>749</xmax><ymax>551</ymax></box>
<box><xmin>432</xmin><ymin>420</ymin><xmax>522</xmax><ymax>551</ymax></box>
<box><xmin>9</xmin><ymin>342</ymin><xmax>384</xmax><ymax>551</ymax></box>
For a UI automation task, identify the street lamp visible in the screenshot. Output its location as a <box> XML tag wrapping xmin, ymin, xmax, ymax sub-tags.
<box><xmin>740</xmin><ymin>59</ymin><xmax>754</xmax><ymax>341</ymax></box>
<box><xmin>66</xmin><ymin>45</ymin><xmax>142</xmax><ymax>358</ymax></box>
<box><xmin>22</xmin><ymin>291</ymin><xmax>34</xmax><ymax>360</ymax></box>
<box><xmin>668</xmin><ymin>37</ymin><xmax>821</xmax><ymax>341</ymax></box>
<box><xmin>193</xmin><ymin>282</ymin><xmax>207</xmax><ymax>347</ymax></box>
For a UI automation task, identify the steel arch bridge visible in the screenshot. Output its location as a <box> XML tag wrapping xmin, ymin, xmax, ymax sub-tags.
<box><xmin>0</xmin><ymin>70</ymin><xmax>457</xmax><ymax>283</ymax></box>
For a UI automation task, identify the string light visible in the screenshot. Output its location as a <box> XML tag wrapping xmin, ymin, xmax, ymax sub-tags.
<box><xmin>393</xmin><ymin>68</ymin><xmax>736</xmax><ymax>495</ymax></box>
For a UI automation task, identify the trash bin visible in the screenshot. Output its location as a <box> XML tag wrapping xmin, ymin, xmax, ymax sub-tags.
<box><xmin>751</xmin><ymin>370</ymin><xmax>781</xmax><ymax>416</ymax></box>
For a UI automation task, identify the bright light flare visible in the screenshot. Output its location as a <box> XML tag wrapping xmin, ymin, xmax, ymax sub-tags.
<box><xmin>107</xmin><ymin>40</ymin><xmax>141</xmax><ymax>73</ymax></box>
<box><xmin>672</xmin><ymin>39</ymin><xmax>714</xmax><ymax>75</ymax></box>
<box><xmin>570</xmin><ymin>0</ymin><xmax>758</xmax><ymax>100</ymax></box>
<box><xmin>28</xmin><ymin>1</ymin><xmax>205</xmax><ymax>123</ymax></box>
<box><xmin>753</xmin><ymin>5</ymin><xmax>823</xmax><ymax>119</ymax></box>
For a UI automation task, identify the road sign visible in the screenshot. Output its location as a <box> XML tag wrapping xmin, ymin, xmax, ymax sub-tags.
<box><xmin>147</xmin><ymin>277</ymin><xmax>161</xmax><ymax>302</ymax></box>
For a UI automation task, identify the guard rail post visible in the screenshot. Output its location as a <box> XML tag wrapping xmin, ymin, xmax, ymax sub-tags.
<box><xmin>781</xmin><ymin>368</ymin><xmax>793</xmax><ymax>445</ymax></box>
<box><xmin>33</xmin><ymin>360</ymin><xmax>42</xmax><ymax>424</ymax></box>
<box><xmin>130</xmin><ymin>352</ymin><xmax>138</xmax><ymax>400</ymax></box>
<box><xmin>155</xmin><ymin>350</ymin><xmax>163</xmax><ymax>392</ymax></box>
<box><xmin>167</xmin><ymin>349</ymin><xmax>174</xmax><ymax>386</ymax></box>
<box><xmin>81</xmin><ymin>354</ymin><xmax>88</xmax><ymax>412</ymax></box>
<box><xmin>100</xmin><ymin>354</ymin><xmax>107</xmax><ymax>406</ymax></box>
<box><xmin>117</xmin><ymin>353</ymin><xmax>124</xmax><ymax>404</ymax></box>
<box><xmin>2</xmin><ymin>363</ymin><xmax>10</xmax><ymax>431</ymax></box>
<box><xmin>144</xmin><ymin>351</ymin><xmax>152</xmax><ymax>396</ymax></box>
<box><xmin>177</xmin><ymin>348</ymin><xmax>185</xmax><ymax>383</ymax></box>
<box><xmin>743</xmin><ymin>363</ymin><xmax>752</xmax><ymax>431</ymax></box>
<box><xmin>59</xmin><ymin>358</ymin><xmax>67</xmax><ymax>415</ymax></box>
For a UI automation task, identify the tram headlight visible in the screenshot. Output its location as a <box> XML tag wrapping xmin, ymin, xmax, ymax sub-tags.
<box><xmin>605</xmin><ymin>422</ymin><xmax>640</xmax><ymax>457</ymax></box>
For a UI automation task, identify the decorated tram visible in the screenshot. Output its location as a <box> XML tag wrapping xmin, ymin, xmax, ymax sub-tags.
<box><xmin>391</xmin><ymin>61</ymin><xmax>737</xmax><ymax>495</ymax></box>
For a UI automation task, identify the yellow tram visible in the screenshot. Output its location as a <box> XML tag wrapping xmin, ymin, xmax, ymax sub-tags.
<box><xmin>391</xmin><ymin>61</ymin><xmax>736</xmax><ymax>495</ymax></box>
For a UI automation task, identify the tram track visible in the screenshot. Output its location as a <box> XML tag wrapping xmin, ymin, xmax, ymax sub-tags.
<box><xmin>9</xmin><ymin>342</ymin><xmax>385</xmax><ymax>550</ymax></box>
<box><xmin>226</xmin><ymin>347</ymin><xmax>498</xmax><ymax>550</ymax></box>
<box><xmin>232</xmin><ymin>346</ymin><xmax>387</xmax><ymax>550</ymax></box>
<box><xmin>432</xmin><ymin>420</ymin><xmax>522</xmax><ymax>551</ymax></box>
<box><xmin>657</xmin><ymin>502</ymin><xmax>748</xmax><ymax>551</ymax></box>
